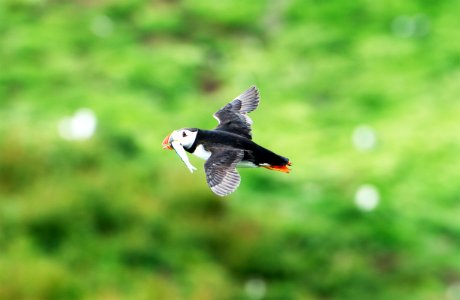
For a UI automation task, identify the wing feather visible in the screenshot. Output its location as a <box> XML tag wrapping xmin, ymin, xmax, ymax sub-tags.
<box><xmin>205</xmin><ymin>150</ymin><xmax>244</xmax><ymax>196</ymax></box>
<box><xmin>213</xmin><ymin>86</ymin><xmax>260</xmax><ymax>139</ymax></box>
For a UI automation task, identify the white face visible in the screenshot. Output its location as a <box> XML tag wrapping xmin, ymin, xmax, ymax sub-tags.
<box><xmin>169</xmin><ymin>129</ymin><xmax>197</xmax><ymax>149</ymax></box>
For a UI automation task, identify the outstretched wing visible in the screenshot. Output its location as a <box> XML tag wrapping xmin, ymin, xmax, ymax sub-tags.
<box><xmin>205</xmin><ymin>149</ymin><xmax>244</xmax><ymax>196</ymax></box>
<box><xmin>213</xmin><ymin>86</ymin><xmax>260</xmax><ymax>139</ymax></box>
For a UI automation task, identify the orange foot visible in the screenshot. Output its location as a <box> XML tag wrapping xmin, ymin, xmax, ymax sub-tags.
<box><xmin>263</xmin><ymin>162</ymin><xmax>292</xmax><ymax>173</ymax></box>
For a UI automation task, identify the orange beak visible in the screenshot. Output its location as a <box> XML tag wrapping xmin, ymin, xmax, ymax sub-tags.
<box><xmin>162</xmin><ymin>134</ymin><xmax>173</xmax><ymax>150</ymax></box>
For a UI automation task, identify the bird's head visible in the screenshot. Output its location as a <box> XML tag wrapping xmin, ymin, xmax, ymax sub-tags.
<box><xmin>162</xmin><ymin>128</ymin><xmax>198</xmax><ymax>150</ymax></box>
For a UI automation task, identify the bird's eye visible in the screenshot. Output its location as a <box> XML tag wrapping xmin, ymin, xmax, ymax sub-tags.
<box><xmin>182</xmin><ymin>132</ymin><xmax>187</xmax><ymax>138</ymax></box>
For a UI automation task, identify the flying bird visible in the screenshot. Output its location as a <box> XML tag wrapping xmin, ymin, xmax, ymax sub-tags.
<box><xmin>162</xmin><ymin>86</ymin><xmax>292</xmax><ymax>196</ymax></box>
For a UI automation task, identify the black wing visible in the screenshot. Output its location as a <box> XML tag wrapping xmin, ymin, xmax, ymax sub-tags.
<box><xmin>205</xmin><ymin>149</ymin><xmax>244</xmax><ymax>196</ymax></box>
<box><xmin>213</xmin><ymin>86</ymin><xmax>260</xmax><ymax>139</ymax></box>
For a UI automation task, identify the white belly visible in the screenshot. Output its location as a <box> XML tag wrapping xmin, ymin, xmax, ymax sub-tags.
<box><xmin>192</xmin><ymin>144</ymin><xmax>212</xmax><ymax>160</ymax></box>
<box><xmin>192</xmin><ymin>145</ymin><xmax>258</xmax><ymax>168</ymax></box>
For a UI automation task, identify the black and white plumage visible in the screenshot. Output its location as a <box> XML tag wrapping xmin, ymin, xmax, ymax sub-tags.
<box><xmin>162</xmin><ymin>86</ymin><xmax>292</xmax><ymax>196</ymax></box>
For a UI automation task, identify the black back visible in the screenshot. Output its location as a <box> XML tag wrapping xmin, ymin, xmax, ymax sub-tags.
<box><xmin>188</xmin><ymin>129</ymin><xmax>288</xmax><ymax>167</ymax></box>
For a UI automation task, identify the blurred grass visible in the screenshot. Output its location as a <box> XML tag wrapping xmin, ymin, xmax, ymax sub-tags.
<box><xmin>2</xmin><ymin>0</ymin><xmax>460</xmax><ymax>299</ymax></box>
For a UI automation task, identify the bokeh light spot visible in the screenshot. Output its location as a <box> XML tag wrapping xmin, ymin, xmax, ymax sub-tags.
<box><xmin>352</xmin><ymin>125</ymin><xmax>377</xmax><ymax>151</ymax></box>
<box><xmin>447</xmin><ymin>283</ymin><xmax>460</xmax><ymax>300</ymax></box>
<box><xmin>245</xmin><ymin>278</ymin><xmax>267</xmax><ymax>300</ymax></box>
<box><xmin>58</xmin><ymin>108</ymin><xmax>97</xmax><ymax>141</ymax></box>
<box><xmin>354</xmin><ymin>184</ymin><xmax>380</xmax><ymax>212</ymax></box>
<box><xmin>392</xmin><ymin>14</ymin><xmax>430</xmax><ymax>38</ymax></box>
<box><xmin>90</xmin><ymin>15</ymin><xmax>113</xmax><ymax>38</ymax></box>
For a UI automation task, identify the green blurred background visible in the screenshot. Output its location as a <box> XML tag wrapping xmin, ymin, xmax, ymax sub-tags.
<box><xmin>1</xmin><ymin>0</ymin><xmax>460</xmax><ymax>299</ymax></box>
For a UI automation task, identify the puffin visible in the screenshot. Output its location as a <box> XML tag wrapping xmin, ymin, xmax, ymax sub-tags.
<box><xmin>162</xmin><ymin>86</ymin><xmax>292</xmax><ymax>196</ymax></box>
